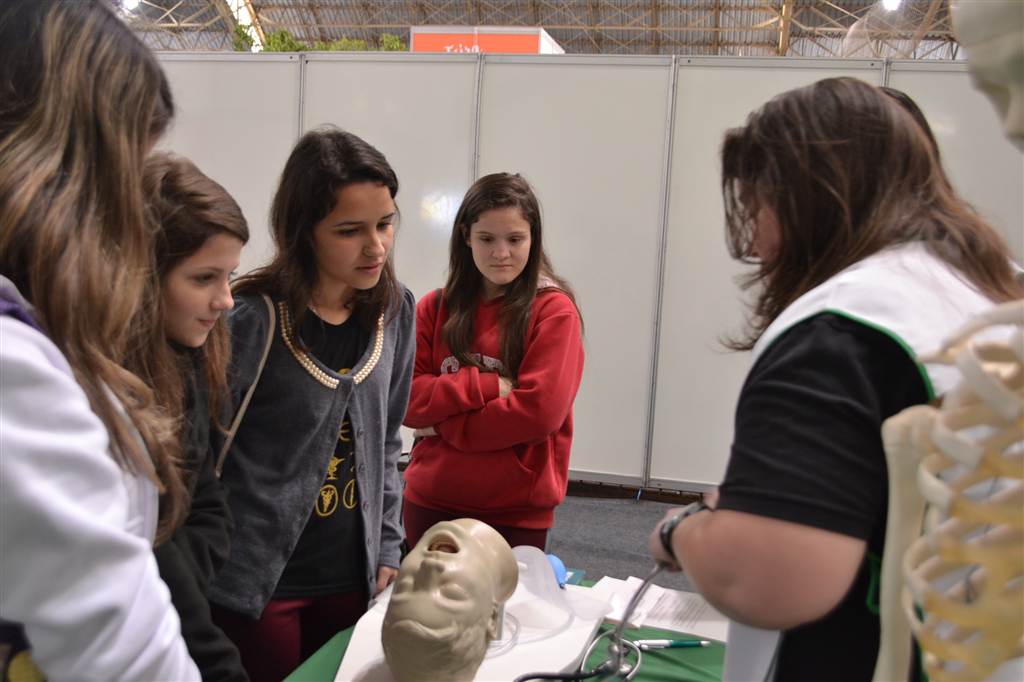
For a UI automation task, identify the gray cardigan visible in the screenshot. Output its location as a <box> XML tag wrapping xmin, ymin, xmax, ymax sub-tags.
<box><xmin>208</xmin><ymin>286</ymin><xmax>414</xmax><ymax>618</ymax></box>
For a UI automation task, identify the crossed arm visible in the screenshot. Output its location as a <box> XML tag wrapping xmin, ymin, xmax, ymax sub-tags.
<box><xmin>404</xmin><ymin>292</ymin><xmax>583</xmax><ymax>450</ymax></box>
<box><xmin>406</xmin><ymin>305</ymin><xmax>583</xmax><ymax>450</ymax></box>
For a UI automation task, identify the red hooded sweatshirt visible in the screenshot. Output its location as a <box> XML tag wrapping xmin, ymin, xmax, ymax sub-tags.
<box><xmin>402</xmin><ymin>287</ymin><xmax>584</xmax><ymax>529</ymax></box>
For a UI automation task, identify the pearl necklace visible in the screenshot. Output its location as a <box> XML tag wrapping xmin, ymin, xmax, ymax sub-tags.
<box><xmin>278</xmin><ymin>302</ymin><xmax>385</xmax><ymax>389</ymax></box>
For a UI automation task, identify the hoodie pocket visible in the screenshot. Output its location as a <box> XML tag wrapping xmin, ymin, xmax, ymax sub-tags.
<box><xmin>409</xmin><ymin>443</ymin><xmax>535</xmax><ymax>513</ymax></box>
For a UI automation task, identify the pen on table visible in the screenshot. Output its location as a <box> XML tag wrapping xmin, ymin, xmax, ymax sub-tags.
<box><xmin>634</xmin><ymin>639</ymin><xmax>711</xmax><ymax>651</ymax></box>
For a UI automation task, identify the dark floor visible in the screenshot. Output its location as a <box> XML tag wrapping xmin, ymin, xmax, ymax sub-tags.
<box><xmin>547</xmin><ymin>495</ymin><xmax>695</xmax><ymax>592</ymax></box>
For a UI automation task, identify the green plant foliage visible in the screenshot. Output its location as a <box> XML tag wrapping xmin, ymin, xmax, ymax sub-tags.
<box><xmin>312</xmin><ymin>36</ymin><xmax>368</xmax><ymax>51</ymax></box>
<box><xmin>233</xmin><ymin>24</ymin><xmax>254</xmax><ymax>52</ymax></box>
<box><xmin>259</xmin><ymin>28</ymin><xmax>403</xmax><ymax>53</ymax></box>
<box><xmin>379</xmin><ymin>33</ymin><xmax>407</xmax><ymax>51</ymax></box>
<box><xmin>263</xmin><ymin>29</ymin><xmax>304</xmax><ymax>52</ymax></box>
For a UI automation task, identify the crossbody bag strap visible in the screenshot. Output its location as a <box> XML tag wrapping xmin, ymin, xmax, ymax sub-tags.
<box><xmin>215</xmin><ymin>293</ymin><xmax>275</xmax><ymax>478</ymax></box>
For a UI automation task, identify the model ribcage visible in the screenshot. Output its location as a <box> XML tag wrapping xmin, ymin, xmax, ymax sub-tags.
<box><xmin>875</xmin><ymin>301</ymin><xmax>1023</xmax><ymax>682</ymax></box>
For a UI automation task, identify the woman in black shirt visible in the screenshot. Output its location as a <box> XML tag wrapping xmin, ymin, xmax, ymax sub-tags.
<box><xmin>649</xmin><ymin>78</ymin><xmax>1022</xmax><ymax>681</ymax></box>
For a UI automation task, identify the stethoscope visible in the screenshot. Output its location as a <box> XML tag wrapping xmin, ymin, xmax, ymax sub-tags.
<box><xmin>514</xmin><ymin>563</ymin><xmax>666</xmax><ymax>682</ymax></box>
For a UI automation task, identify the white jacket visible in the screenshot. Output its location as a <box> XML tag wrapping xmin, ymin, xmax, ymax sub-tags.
<box><xmin>0</xmin><ymin>277</ymin><xmax>199</xmax><ymax>681</ymax></box>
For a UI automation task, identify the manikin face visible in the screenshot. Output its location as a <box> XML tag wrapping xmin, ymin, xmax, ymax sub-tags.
<box><xmin>466</xmin><ymin>207</ymin><xmax>532</xmax><ymax>300</ymax></box>
<box><xmin>382</xmin><ymin>519</ymin><xmax>517</xmax><ymax>682</ymax></box>
<box><xmin>162</xmin><ymin>233</ymin><xmax>242</xmax><ymax>347</ymax></box>
<box><xmin>951</xmin><ymin>0</ymin><xmax>1024</xmax><ymax>149</ymax></box>
<box><xmin>311</xmin><ymin>182</ymin><xmax>396</xmax><ymax>297</ymax></box>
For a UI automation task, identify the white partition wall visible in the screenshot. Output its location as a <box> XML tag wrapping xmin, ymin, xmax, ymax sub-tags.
<box><xmin>648</xmin><ymin>59</ymin><xmax>884</xmax><ymax>488</ymax></box>
<box><xmin>155</xmin><ymin>52</ymin><xmax>1020</xmax><ymax>490</ymax></box>
<box><xmin>477</xmin><ymin>56</ymin><xmax>674</xmax><ymax>482</ymax></box>
<box><xmin>888</xmin><ymin>61</ymin><xmax>1024</xmax><ymax>262</ymax></box>
<box><xmin>302</xmin><ymin>53</ymin><xmax>480</xmax><ymax>301</ymax></box>
<box><xmin>158</xmin><ymin>54</ymin><xmax>301</xmax><ymax>273</ymax></box>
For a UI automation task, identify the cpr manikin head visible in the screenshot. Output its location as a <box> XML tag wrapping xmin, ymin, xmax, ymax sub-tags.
<box><xmin>950</xmin><ymin>0</ymin><xmax>1024</xmax><ymax>149</ymax></box>
<box><xmin>382</xmin><ymin>519</ymin><xmax>518</xmax><ymax>682</ymax></box>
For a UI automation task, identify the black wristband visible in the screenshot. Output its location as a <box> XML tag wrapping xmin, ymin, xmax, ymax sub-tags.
<box><xmin>658</xmin><ymin>500</ymin><xmax>708</xmax><ymax>562</ymax></box>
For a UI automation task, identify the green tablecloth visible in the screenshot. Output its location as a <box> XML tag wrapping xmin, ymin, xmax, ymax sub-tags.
<box><xmin>285</xmin><ymin>622</ymin><xmax>724</xmax><ymax>682</ymax></box>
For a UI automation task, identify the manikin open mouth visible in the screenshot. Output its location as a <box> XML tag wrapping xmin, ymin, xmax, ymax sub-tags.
<box><xmin>427</xmin><ymin>535</ymin><xmax>459</xmax><ymax>553</ymax></box>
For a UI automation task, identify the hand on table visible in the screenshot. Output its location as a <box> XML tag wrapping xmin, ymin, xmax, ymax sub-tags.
<box><xmin>375</xmin><ymin>566</ymin><xmax>398</xmax><ymax>594</ymax></box>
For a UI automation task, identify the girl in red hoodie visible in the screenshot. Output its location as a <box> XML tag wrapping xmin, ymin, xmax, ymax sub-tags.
<box><xmin>403</xmin><ymin>173</ymin><xmax>584</xmax><ymax>550</ymax></box>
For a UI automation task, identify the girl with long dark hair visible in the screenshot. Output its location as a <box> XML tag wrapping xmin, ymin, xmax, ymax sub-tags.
<box><xmin>207</xmin><ymin>127</ymin><xmax>415</xmax><ymax>682</ymax></box>
<box><xmin>132</xmin><ymin>152</ymin><xmax>251</xmax><ymax>681</ymax></box>
<box><xmin>403</xmin><ymin>172</ymin><xmax>585</xmax><ymax>551</ymax></box>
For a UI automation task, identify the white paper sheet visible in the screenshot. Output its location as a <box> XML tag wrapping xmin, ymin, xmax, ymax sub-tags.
<box><xmin>591</xmin><ymin>576</ymin><xmax>729</xmax><ymax>642</ymax></box>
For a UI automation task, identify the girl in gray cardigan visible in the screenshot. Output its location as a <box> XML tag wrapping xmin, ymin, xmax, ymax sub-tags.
<box><xmin>208</xmin><ymin>127</ymin><xmax>414</xmax><ymax>682</ymax></box>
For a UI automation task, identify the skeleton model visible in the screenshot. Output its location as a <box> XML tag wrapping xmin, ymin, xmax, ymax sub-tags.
<box><xmin>874</xmin><ymin>300</ymin><xmax>1023</xmax><ymax>682</ymax></box>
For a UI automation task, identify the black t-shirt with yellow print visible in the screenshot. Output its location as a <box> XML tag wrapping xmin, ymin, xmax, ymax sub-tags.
<box><xmin>273</xmin><ymin>310</ymin><xmax>370</xmax><ymax>597</ymax></box>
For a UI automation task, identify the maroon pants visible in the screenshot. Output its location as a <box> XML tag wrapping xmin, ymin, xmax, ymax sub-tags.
<box><xmin>211</xmin><ymin>590</ymin><xmax>365</xmax><ymax>682</ymax></box>
<box><xmin>403</xmin><ymin>499</ymin><xmax>548</xmax><ymax>551</ymax></box>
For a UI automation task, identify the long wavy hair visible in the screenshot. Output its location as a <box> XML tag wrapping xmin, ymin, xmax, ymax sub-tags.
<box><xmin>879</xmin><ymin>86</ymin><xmax>953</xmax><ymax>192</ymax></box>
<box><xmin>721</xmin><ymin>77</ymin><xmax>1022</xmax><ymax>350</ymax></box>
<box><xmin>130</xmin><ymin>152</ymin><xmax>249</xmax><ymax>518</ymax></box>
<box><xmin>0</xmin><ymin>1</ymin><xmax>182</xmax><ymax>541</ymax></box>
<box><xmin>442</xmin><ymin>173</ymin><xmax>580</xmax><ymax>380</ymax></box>
<box><xmin>232</xmin><ymin>126</ymin><xmax>401</xmax><ymax>334</ymax></box>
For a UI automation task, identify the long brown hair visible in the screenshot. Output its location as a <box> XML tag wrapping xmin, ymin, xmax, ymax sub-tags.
<box><xmin>879</xmin><ymin>87</ymin><xmax>944</xmax><ymax>168</ymax></box>
<box><xmin>721</xmin><ymin>77</ymin><xmax>1022</xmax><ymax>350</ymax></box>
<box><xmin>0</xmin><ymin>0</ymin><xmax>182</xmax><ymax>540</ymax></box>
<box><xmin>232</xmin><ymin>126</ymin><xmax>401</xmax><ymax>333</ymax></box>
<box><xmin>130</xmin><ymin>152</ymin><xmax>249</xmax><ymax>521</ymax></box>
<box><xmin>442</xmin><ymin>173</ymin><xmax>579</xmax><ymax>380</ymax></box>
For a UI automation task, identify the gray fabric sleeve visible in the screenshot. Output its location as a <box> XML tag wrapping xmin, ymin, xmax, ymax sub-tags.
<box><xmin>377</xmin><ymin>286</ymin><xmax>416</xmax><ymax>569</ymax></box>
